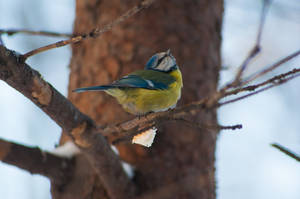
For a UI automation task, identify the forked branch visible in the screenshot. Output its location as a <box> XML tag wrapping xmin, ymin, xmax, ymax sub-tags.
<box><xmin>0</xmin><ymin>45</ymin><xmax>135</xmax><ymax>199</ymax></box>
<box><xmin>16</xmin><ymin>0</ymin><xmax>156</xmax><ymax>61</ymax></box>
<box><xmin>0</xmin><ymin>138</ymin><xmax>73</xmax><ymax>185</ymax></box>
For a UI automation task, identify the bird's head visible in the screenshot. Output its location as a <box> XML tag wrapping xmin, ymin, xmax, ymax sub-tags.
<box><xmin>145</xmin><ymin>49</ymin><xmax>178</xmax><ymax>72</ymax></box>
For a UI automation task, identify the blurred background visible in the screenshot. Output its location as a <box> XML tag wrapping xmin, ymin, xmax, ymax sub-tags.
<box><xmin>0</xmin><ymin>0</ymin><xmax>299</xmax><ymax>198</ymax></box>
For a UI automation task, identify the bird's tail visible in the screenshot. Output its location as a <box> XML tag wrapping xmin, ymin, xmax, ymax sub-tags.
<box><xmin>72</xmin><ymin>85</ymin><xmax>114</xmax><ymax>93</ymax></box>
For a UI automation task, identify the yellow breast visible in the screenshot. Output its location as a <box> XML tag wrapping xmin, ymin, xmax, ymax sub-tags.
<box><xmin>106</xmin><ymin>69</ymin><xmax>183</xmax><ymax>115</ymax></box>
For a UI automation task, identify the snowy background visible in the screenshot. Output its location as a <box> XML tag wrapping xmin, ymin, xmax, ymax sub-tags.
<box><xmin>0</xmin><ymin>0</ymin><xmax>299</xmax><ymax>198</ymax></box>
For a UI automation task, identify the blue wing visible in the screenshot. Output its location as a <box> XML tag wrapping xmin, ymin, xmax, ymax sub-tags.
<box><xmin>73</xmin><ymin>70</ymin><xmax>175</xmax><ymax>92</ymax></box>
<box><xmin>112</xmin><ymin>74</ymin><xmax>168</xmax><ymax>90</ymax></box>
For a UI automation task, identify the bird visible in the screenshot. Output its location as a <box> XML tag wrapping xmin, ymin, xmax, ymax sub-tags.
<box><xmin>73</xmin><ymin>49</ymin><xmax>183</xmax><ymax>115</ymax></box>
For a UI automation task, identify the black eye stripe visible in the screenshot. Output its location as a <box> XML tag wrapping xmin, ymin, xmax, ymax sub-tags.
<box><xmin>150</xmin><ymin>64</ymin><xmax>177</xmax><ymax>73</ymax></box>
<box><xmin>156</xmin><ymin>54</ymin><xmax>168</xmax><ymax>66</ymax></box>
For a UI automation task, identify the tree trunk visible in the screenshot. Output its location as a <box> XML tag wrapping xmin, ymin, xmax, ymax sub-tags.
<box><xmin>55</xmin><ymin>0</ymin><xmax>223</xmax><ymax>198</ymax></box>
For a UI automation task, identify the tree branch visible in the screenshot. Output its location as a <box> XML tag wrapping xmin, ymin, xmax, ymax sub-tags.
<box><xmin>0</xmin><ymin>45</ymin><xmax>135</xmax><ymax>199</ymax></box>
<box><xmin>0</xmin><ymin>138</ymin><xmax>73</xmax><ymax>185</ymax></box>
<box><xmin>271</xmin><ymin>143</ymin><xmax>300</xmax><ymax>162</ymax></box>
<box><xmin>165</xmin><ymin>117</ymin><xmax>242</xmax><ymax>131</ymax></box>
<box><xmin>105</xmin><ymin>66</ymin><xmax>299</xmax><ymax>145</ymax></box>
<box><xmin>223</xmin><ymin>68</ymin><xmax>300</xmax><ymax>97</ymax></box>
<box><xmin>220</xmin><ymin>70</ymin><xmax>300</xmax><ymax>107</ymax></box>
<box><xmin>101</xmin><ymin>67</ymin><xmax>300</xmax><ymax>144</ymax></box>
<box><xmin>0</xmin><ymin>0</ymin><xmax>299</xmax><ymax>193</ymax></box>
<box><xmin>20</xmin><ymin>0</ymin><xmax>156</xmax><ymax>61</ymax></box>
<box><xmin>243</xmin><ymin>49</ymin><xmax>300</xmax><ymax>85</ymax></box>
<box><xmin>0</xmin><ymin>29</ymin><xmax>72</xmax><ymax>38</ymax></box>
<box><xmin>232</xmin><ymin>0</ymin><xmax>271</xmax><ymax>86</ymax></box>
<box><xmin>0</xmin><ymin>0</ymin><xmax>297</xmax><ymax>197</ymax></box>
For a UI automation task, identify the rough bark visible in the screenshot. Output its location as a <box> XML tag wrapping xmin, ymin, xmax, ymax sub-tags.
<box><xmin>0</xmin><ymin>138</ymin><xmax>73</xmax><ymax>186</ymax></box>
<box><xmin>0</xmin><ymin>45</ymin><xmax>135</xmax><ymax>199</ymax></box>
<box><xmin>67</xmin><ymin>0</ymin><xmax>223</xmax><ymax>198</ymax></box>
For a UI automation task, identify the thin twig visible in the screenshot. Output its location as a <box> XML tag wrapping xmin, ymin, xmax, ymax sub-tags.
<box><xmin>231</xmin><ymin>0</ymin><xmax>272</xmax><ymax>87</ymax></box>
<box><xmin>220</xmin><ymin>124</ymin><xmax>243</xmax><ymax>130</ymax></box>
<box><xmin>242</xmin><ymin>49</ymin><xmax>300</xmax><ymax>85</ymax></box>
<box><xmin>111</xmin><ymin>118</ymin><xmax>242</xmax><ymax>146</ymax></box>
<box><xmin>223</xmin><ymin>68</ymin><xmax>300</xmax><ymax>97</ymax></box>
<box><xmin>208</xmin><ymin>48</ymin><xmax>300</xmax><ymax>109</ymax></box>
<box><xmin>271</xmin><ymin>143</ymin><xmax>300</xmax><ymax>162</ymax></box>
<box><xmin>21</xmin><ymin>36</ymin><xmax>84</xmax><ymax>60</ymax></box>
<box><xmin>173</xmin><ymin>117</ymin><xmax>242</xmax><ymax>131</ymax></box>
<box><xmin>256</xmin><ymin>0</ymin><xmax>271</xmax><ymax>47</ymax></box>
<box><xmin>21</xmin><ymin>0</ymin><xmax>155</xmax><ymax>61</ymax></box>
<box><xmin>0</xmin><ymin>29</ymin><xmax>72</xmax><ymax>37</ymax></box>
<box><xmin>200</xmin><ymin>49</ymin><xmax>300</xmax><ymax>109</ymax></box>
<box><xmin>219</xmin><ymin>73</ymin><xmax>300</xmax><ymax>107</ymax></box>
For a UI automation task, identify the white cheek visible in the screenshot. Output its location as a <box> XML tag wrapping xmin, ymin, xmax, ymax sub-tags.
<box><xmin>157</xmin><ymin>61</ymin><xmax>168</xmax><ymax>71</ymax></box>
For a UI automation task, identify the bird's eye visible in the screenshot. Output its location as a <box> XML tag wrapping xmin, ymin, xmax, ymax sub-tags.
<box><xmin>145</xmin><ymin>55</ymin><xmax>159</xmax><ymax>68</ymax></box>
